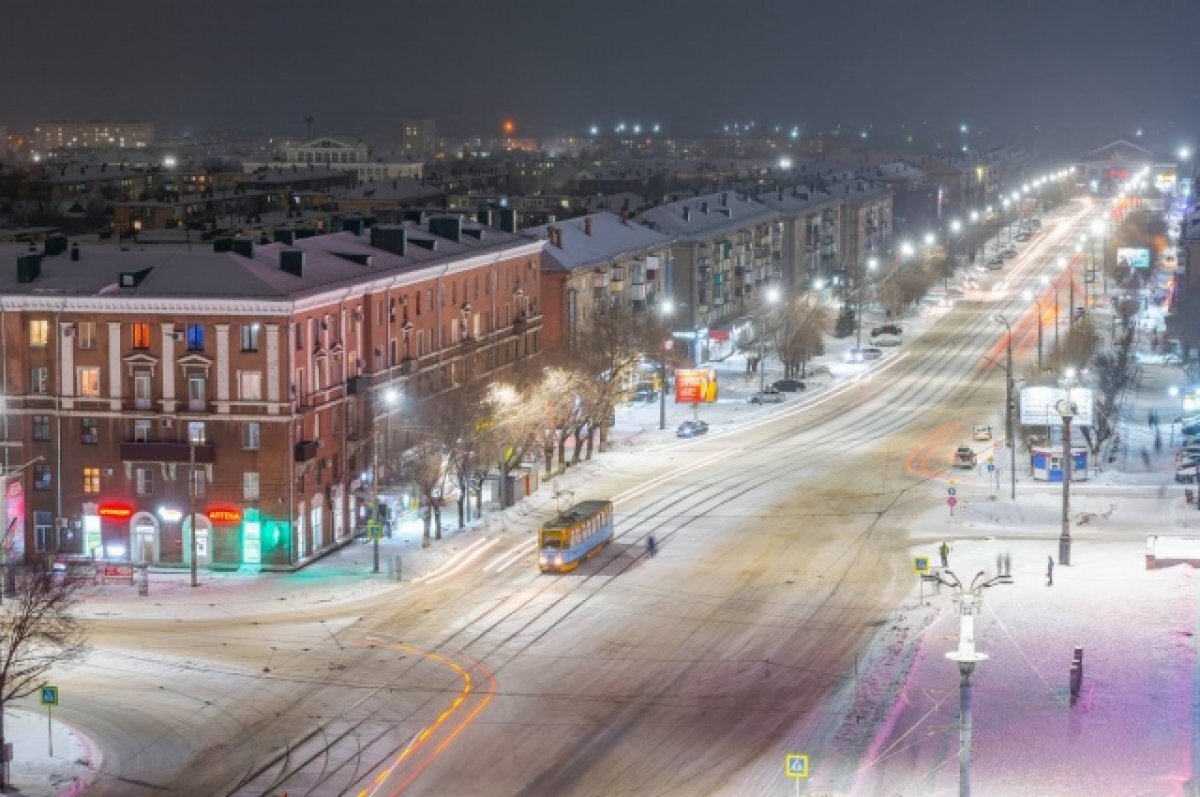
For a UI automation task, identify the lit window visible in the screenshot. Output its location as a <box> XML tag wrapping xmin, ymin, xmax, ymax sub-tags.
<box><xmin>80</xmin><ymin>417</ymin><xmax>98</xmax><ymax>444</ymax></box>
<box><xmin>29</xmin><ymin>320</ymin><xmax>48</xmax><ymax>347</ymax></box>
<box><xmin>83</xmin><ymin>467</ymin><xmax>100</xmax><ymax>494</ymax></box>
<box><xmin>134</xmin><ymin>419</ymin><xmax>152</xmax><ymax>442</ymax></box>
<box><xmin>186</xmin><ymin>324</ymin><xmax>205</xmax><ymax>351</ymax></box>
<box><xmin>188</xmin><ymin>422</ymin><xmax>206</xmax><ymax>444</ymax></box>
<box><xmin>77</xmin><ymin>366</ymin><xmax>101</xmax><ymax>397</ymax></box>
<box><xmin>132</xmin><ymin>322</ymin><xmax>151</xmax><ymax>349</ymax></box>
<box><xmin>243</xmin><ymin>472</ymin><xmax>260</xmax><ymax>501</ymax></box>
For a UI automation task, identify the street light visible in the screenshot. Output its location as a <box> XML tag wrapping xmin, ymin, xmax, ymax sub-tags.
<box><xmin>856</xmin><ymin>258</ymin><xmax>878</xmax><ymax>350</ymax></box>
<box><xmin>993</xmin><ymin>315</ymin><xmax>1016</xmax><ymax>500</ymax></box>
<box><xmin>370</xmin><ymin>388</ymin><xmax>400</xmax><ymax>571</ymax></box>
<box><xmin>758</xmin><ymin>287</ymin><xmax>781</xmax><ymax>396</ymax></box>
<box><xmin>931</xmin><ymin>567</ymin><xmax>1013</xmax><ymax>797</ymax></box>
<box><xmin>1056</xmin><ymin>378</ymin><xmax>1079</xmax><ymax>567</ymax></box>
<box><xmin>658</xmin><ymin>300</ymin><xmax>675</xmax><ymax>430</ymax></box>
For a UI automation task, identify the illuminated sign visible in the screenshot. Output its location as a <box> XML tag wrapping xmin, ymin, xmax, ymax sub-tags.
<box><xmin>98</xmin><ymin>504</ymin><xmax>132</xmax><ymax>519</ymax></box>
<box><xmin>1117</xmin><ymin>247</ymin><xmax>1150</xmax><ymax>270</ymax></box>
<box><xmin>158</xmin><ymin>507</ymin><xmax>182</xmax><ymax>522</ymax></box>
<box><xmin>674</xmin><ymin>369</ymin><xmax>718</xmax><ymax>404</ymax></box>
<box><xmin>208</xmin><ymin>508</ymin><xmax>242</xmax><ymax>524</ymax></box>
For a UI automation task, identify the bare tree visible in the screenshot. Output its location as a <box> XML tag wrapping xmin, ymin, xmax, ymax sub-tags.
<box><xmin>437</xmin><ymin>380</ymin><xmax>489</xmax><ymax>530</ymax></box>
<box><xmin>572</xmin><ymin>302</ymin><xmax>668</xmax><ymax>452</ymax></box>
<box><xmin>480</xmin><ymin>383</ymin><xmax>542</xmax><ymax>508</ymax></box>
<box><xmin>0</xmin><ymin>561</ymin><xmax>88</xmax><ymax>789</ymax></box>
<box><xmin>772</xmin><ymin>294</ymin><xmax>828</xmax><ymax>378</ymax></box>
<box><xmin>407</xmin><ymin>437</ymin><xmax>448</xmax><ymax>546</ymax></box>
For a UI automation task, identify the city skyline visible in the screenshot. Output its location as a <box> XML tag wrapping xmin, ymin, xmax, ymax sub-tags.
<box><xmin>3</xmin><ymin>0</ymin><xmax>1198</xmax><ymax>153</ymax></box>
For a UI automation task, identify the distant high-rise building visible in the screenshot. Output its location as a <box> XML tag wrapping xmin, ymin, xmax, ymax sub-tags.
<box><xmin>30</xmin><ymin>121</ymin><xmax>155</xmax><ymax>154</ymax></box>
<box><xmin>400</xmin><ymin>118</ymin><xmax>436</xmax><ymax>159</ymax></box>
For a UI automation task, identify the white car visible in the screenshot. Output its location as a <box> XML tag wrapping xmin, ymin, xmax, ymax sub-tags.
<box><xmin>1177</xmin><ymin>463</ymin><xmax>1198</xmax><ymax>484</ymax></box>
<box><xmin>748</xmin><ymin>388</ymin><xmax>785</xmax><ymax>405</ymax></box>
<box><xmin>870</xmin><ymin>336</ymin><xmax>902</xmax><ymax>348</ymax></box>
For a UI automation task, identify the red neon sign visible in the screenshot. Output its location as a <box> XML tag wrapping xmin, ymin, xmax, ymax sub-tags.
<box><xmin>98</xmin><ymin>504</ymin><xmax>132</xmax><ymax>519</ymax></box>
<box><xmin>208</xmin><ymin>508</ymin><xmax>242</xmax><ymax>524</ymax></box>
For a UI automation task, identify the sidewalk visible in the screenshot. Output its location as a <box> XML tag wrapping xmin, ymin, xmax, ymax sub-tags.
<box><xmin>3</xmin><ymin>708</ymin><xmax>93</xmax><ymax>797</ymax></box>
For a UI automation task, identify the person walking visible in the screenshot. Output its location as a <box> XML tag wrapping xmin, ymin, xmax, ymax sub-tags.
<box><xmin>1046</xmin><ymin>555</ymin><xmax>1055</xmax><ymax>586</ymax></box>
<box><xmin>939</xmin><ymin>541</ymin><xmax>950</xmax><ymax>568</ymax></box>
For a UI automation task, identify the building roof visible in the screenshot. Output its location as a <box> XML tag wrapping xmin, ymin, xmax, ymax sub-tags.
<box><xmin>635</xmin><ymin>191</ymin><xmax>779</xmax><ymax>240</ymax></box>
<box><xmin>755</xmin><ymin>185</ymin><xmax>840</xmax><ymax>214</ymax></box>
<box><xmin>524</xmin><ymin>212</ymin><xmax>670</xmax><ymax>271</ymax></box>
<box><xmin>0</xmin><ymin>221</ymin><xmax>541</xmax><ymax>308</ymax></box>
<box><xmin>332</xmin><ymin>178</ymin><xmax>444</xmax><ymax>203</ymax></box>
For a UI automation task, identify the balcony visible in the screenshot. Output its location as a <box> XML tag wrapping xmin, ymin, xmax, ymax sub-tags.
<box><xmin>120</xmin><ymin>441</ymin><xmax>215</xmax><ymax>464</ymax></box>
<box><xmin>295</xmin><ymin>440</ymin><xmax>319</xmax><ymax>462</ymax></box>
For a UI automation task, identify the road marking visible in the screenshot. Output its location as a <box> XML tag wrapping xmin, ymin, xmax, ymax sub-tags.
<box><xmin>483</xmin><ymin>537</ymin><xmax>538</xmax><ymax>572</ymax></box>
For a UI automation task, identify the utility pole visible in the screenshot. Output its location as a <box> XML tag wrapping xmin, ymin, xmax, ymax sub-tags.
<box><xmin>1058</xmin><ymin>397</ymin><xmax>1076</xmax><ymax>566</ymax></box>
<box><xmin>189</xmin><ymin>441</ymin><xmax>198</xmax><ymax>587</ymax></box>
<box><xmin>995</xmin><ymin>315</ymin><xmax>1016</xmax><ymax>500</ymax></box>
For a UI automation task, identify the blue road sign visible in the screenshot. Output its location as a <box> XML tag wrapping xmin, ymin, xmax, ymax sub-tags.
<box><xmin>987</xmin><ymin>463</ymin><xmax>995</xmax><ymax>472</ymax></box>
<box><xmin>947</xmin><ymin>487</ymin><xmax>957</xmax><ymax>496</ymax></box>
<box><xmin>40</xmin><ymin>686</ymin><xmax>58</xmax><ymax>707</ymax></box>
<box><xmin>784</xmin><ymin>753</ymin><xmax>809</xmax><ymax>778</ymax></box>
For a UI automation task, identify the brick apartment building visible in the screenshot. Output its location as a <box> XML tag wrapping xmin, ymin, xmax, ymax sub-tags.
<box><xmin>0</xmin><ymin>220</ymin><xmax>543</xmax><ymax>570</ymax></box>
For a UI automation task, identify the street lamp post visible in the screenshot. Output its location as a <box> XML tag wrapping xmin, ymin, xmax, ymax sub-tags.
<box><xmin>189</xmin><ymin>440</ymin><xmax>198</xmax><ymax>587</ymax></box>
<box><xmin>855</xmin><ymin>258</ymin><xmax>878</xmax><ymax>350</ymax></box>
<box><xmin>932</xmin><ymin>568</ymin><xmax>1013</xmax><ymax>797</ymax></box>
<box><xmin>994</xmin><ymin>315</ymin><xmax>1016</xmax><ymax>500</ymax></box>
<box><xmin>1057</xmin><ymin>386</ymin><xmax>1077</xmax><ymax>567</ymax></box>
<box><xmin>759</xmin><ymin>287</ymin><xmax>781</xmax><ymax>395</ymax></box>
<box><xmin>370</xmin><ymin>388</ymin><xmax>400</xmax><ymax>573</ymax></box>
<box><xmin>659</xmin><ymin>300</ymin><xmax>676</xmax><ymax>431</ymax></box>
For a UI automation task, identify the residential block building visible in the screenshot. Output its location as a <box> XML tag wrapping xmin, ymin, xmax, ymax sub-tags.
<box><xmin>0</xmin><ymin>220</ymin><xmax>542</xmax><ymax>570</ymax></box>
<box><xmin>30</xmin><ymin>121</ymin><xmax>155</xmax><ymax>154</ymax></box>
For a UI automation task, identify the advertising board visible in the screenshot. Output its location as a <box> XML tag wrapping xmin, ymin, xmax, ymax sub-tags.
<box><xmin>1019</xmin><ymin>386</ymin><xmax>1094</xmax><ymax>427</ymax></box>
<box><xmin>674</xmin><ymin>368</ymin><xmax>718</xmax><ymax>404</ymax></box>
<box><xmin>1117</xmin><ymin>247</ymin><xmax>1150</xmax><ymax>270</ymax></box>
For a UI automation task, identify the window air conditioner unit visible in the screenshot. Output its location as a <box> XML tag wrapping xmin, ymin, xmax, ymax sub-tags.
<box><xmin>62</xmin><ymin>326</ymin><xmax>75</xmax><ymax>337</ymax></box>
<box><xmin>159</xmin><ymin>417</ymin><xmax>174</xmax><ymax>428</ymax></box>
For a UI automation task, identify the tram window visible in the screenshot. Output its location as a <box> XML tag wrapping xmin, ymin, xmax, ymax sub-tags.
<box><xmin>542</xmin><ymin>537</ymin><xmax>561</xmax><ymax>550</ymax></box>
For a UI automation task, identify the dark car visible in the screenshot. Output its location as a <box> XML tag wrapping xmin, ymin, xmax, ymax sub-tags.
<box><xmin>676</xmin><ymin>420</ymin><xmax>710</xmax><ymax>438</ymax></box>
<box><xmin>871</xmin><ymin>324</ymin><xmax>903</xmax><ymax>337</ymax></box>
<box><xmin>846</xmin><ymin>347</ymin><xmax>883</xmax><ymax>362</ymax></box>
<box><xmin>772</xmin><ymin>378</ymin><xmax>807</xmax><ymax>393</ymax></box>
<box><xmin>1000</xmin><ymin>247</ymin><xmax>1018</xmax><ymax>259</ymax></box>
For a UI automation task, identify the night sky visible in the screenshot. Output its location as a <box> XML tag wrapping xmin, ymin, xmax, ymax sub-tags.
<box><xmin>5</xmin><ymin>0</ymin><xmax>1198</xmax><ymax>152</ymax></box>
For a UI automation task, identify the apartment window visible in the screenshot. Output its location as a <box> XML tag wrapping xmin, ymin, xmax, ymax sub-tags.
<box><xmin>31</xmin><ymin>367</ymin><xmax>48</xmax><ymax>394</ymax></box>
<box><xmin>134</xmin><ymin>419</ymin><xmax>152</xmax><ymax>442</ymax></box>
<box><xmin>241</xmin><ymin>324</ymin><xmax>260</xmax><ymax>352</ymax></box>
<box><xmin>295</xmin><ymin>324</ymin><xmax>303</xmax><ymax>350</ymax></box>
<box><xmin>188</xmin><ymin>421</ymin><xmax>206</xmax><ymax>445</ymax></box>
<box><xmin>80</xmin><ymin>417</ymin><xmax>98</xmax><ymax>445</ymax></box>
<box><xmin>135</xmin><ymin>467</ymin><xmax>153</xmax><ymax>496</ymax></box>
<box><xmin>78</xmin><ymin>366</ymin><xmax>101</xmax><ymax>397</ymax></box>
<box><xmin>243</xmin><ymin>472</ymin><xmax>260</xmax><ymax>501</ymax></box>
<box><xmin>190</xmin><ymin>468</ymin><xmax>206</xmax><ymax>497</ymax></box>
<box><xmin>242</xmin><ymin>422</ymin><xmax>261</xmax><ymax>450</ymax></box>
<box><xmin>239</xmin><ymin>371</ymin><xmax>262</xmax><ymax>401</ymax></box>
<box><xmin>82</xmin><ymin>467</ymin><xmax>100</xmax><ymax>494</ymax></box>
<box><xmin>33</xmin><ymin>463</ymin><xmax>51</xmax><ymax>491</ymax></box>
<box><xmin>29</xmin><ymin>320</ymin><xmax>48</xmax><ymax>347</ymax></box>
<box><xmin>77</xmin><ymin>321</ymin><xmax>96</xmax><ymax>349</ymax></box>
<box><xmin>132</xmin><ymin>321</ymin><xmax>151</xmax><ymax>349</ymax></box>
<box><xmin>34</xmin><ymin>512</ymin><xmax>52</xmax><ymax>552</ymax></box>
<box><xmin>32</xmin><ymin>415</ymin><xmax>49</xmax><ymax>441</ymax></box>
<box><xmin>186</xmin><ymin>323</ymin><xmax>205</xmax><ymax>351</ymax></box>
<box><xmin>311</xmin><ymin>318</ymin><xmax>321</xmax><ymax>347</ymax></box>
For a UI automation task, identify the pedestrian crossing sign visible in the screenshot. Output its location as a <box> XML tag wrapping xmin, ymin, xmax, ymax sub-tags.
<box><xmin>784</xmin><ymin>753</ymin><xmax>809</xmax><ymax>778</ymax></box>
<box><xmin>913</xmin><ymin>556</ymin><xmax>931</xmax><ymax>574</ymax></box>
<box><xmin>40</xmin><ymin>686</ymin><xmax>58</xmax><ymax>707</ymax></box>
<box><xmin>366</xmin><ymin>521</ymin><xmax>383</xmax><ymax>541</ymax></box>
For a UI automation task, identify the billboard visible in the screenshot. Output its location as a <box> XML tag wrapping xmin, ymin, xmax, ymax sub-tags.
<box><xmin>1117</xmin><ymin>247</ymin><xmax>1150</xmax><ymax>270</ymax></box>
<box><xmin>675</xmin><ymin>369</ymin><xmax>718</xmax><ymax>404</ymax></box>
<box><xmin>1020</xmin><ymin>386</ymin><xmax>1094</xmax><ymax>427</ymax></box>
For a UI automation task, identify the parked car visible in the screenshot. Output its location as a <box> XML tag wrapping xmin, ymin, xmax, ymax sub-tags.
<box><xmin>973</xmin><ymin>425</ymin><xmax>992</xmax><ymax>441</ymax></box>
<box><xmin>1015</xmin><ymin>232</ymin><xmax>1032</xmax><ymax>243</ymax></box>
<box><xmin>1177</xmin><ymin>463</ymin><xmax>1199</xmax><ymax>484</ymax></box>
<box><xmin>954</xmin><ymin>446</ymin><xmax>978</xmax><ymax>469</ymax></box>
<box><xmin>772</xmin><ymin>378</ymin><xmax>807</xmax><ymax>392</ymax></box>
<box><xmin>748</xmin><ymin>387</ymin><xmax>785</xmax><ymax>405</ymax></box>
<box><xmin>1030</xmin><ymin>218</ymin><xmax>1042</xmax><ymax>229</ymax></box>
<box><xmin>870</xmin><ymin>336</ymin><xmax>902</xmax><ymax>348</ymax></box>
<box><xmin>1000</xmin><ymin>247</ymin><xmax>1018</xmax><ymax>259</ymax></box>
<box><xmin>871</xmin><ymin>324</ymin><xmax>903</xmax><ymax>337</ymax></box>
<box><xmin>846</xmin><ymin>347</ymin><xmax>883</xmax><ymax>362</ymax></box>
<box><xmin>630</xmin><ymin>383</ymin><xmax>659</xmax><ymax>403</ymax></box>
<box><xmin>1182</xmin><ymin>422</ymin><xmax>1200</xmax><ymax>437</ymax></box>
<box><xmin>676</xmin><ymin>420</ymin><xmax>710</xmax><ymax>438</ymax></box>
<box><xmin>986</xmin><ymin>257</ymin><xmax>1004</xmax><ymax>269</ymax></box>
